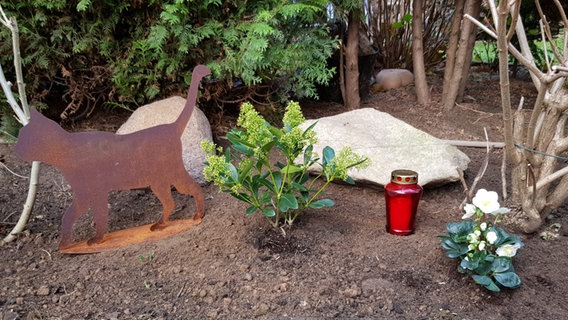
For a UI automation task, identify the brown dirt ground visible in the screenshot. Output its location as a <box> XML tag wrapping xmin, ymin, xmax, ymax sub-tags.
<box><xmin>2</xmin><ymin>71</ymin><xmax>568</xmax><ymax>320</ymax></box>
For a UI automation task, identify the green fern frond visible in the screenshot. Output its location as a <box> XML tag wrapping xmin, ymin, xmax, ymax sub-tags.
<box><xmin>76</xmin><ymin>0</ymin><xmax>92</xmax><ymax>12</ymax></box>
<box><xmin>148</xmin><ymin>25</ymin><xmax>169</xmax><ymax>52</ymax></box>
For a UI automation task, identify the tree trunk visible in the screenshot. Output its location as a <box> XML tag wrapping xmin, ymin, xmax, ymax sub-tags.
<box><xmin>338</xmin><ymin>22</ymin><xmax>347</xmax><ymax>107</ymax></box>
<box><xmin>443</xmin><ymin>0</ymin><xmax>481</xmax><ymax>110</ymax></box>
<box><xmin>345</xmin><ymin>10</ymin><xmax>360</xmax><ymax>110</ymax></box>
<box><xmin>412</xmin><ymin>0</ymin><xmax>430</xmax><ymax>105</ymax></box>
<box><xmin>457</xmin><ymin>0</ymin><xmax>482</xmax><ymax>102</ymax></box>
<box><xmin>442</xmin><ymin>0</ymin><xmax>465</xmax><ymax>104</ymax></box>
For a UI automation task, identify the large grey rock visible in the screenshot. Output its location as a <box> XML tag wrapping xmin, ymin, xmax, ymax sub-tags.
<box><xmin>299</xmin><ymin>108</ymin><xmax>470</xmax><ymax>187</ymax></box>
<box><xmin>116</xmin><ymin>96</ymin><xmax>212</xmax><ymax>185</ymax></box>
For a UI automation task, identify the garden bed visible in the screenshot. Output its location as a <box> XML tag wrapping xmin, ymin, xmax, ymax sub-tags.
<box><xmin>1</xmin><ymin>72</ymin><xmax>567</xmax><ymax>319</ymax></box>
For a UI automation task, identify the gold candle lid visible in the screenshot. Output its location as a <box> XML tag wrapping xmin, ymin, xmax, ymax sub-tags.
<box><xmin>391</xmin><ymin>169</ymin><xmax>418</xmax><ymax>184</ymax></box>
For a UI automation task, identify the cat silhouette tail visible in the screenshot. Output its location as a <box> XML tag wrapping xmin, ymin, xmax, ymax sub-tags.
<box><xmin>175</xmin><ymin>65</ymin><xmax>211</xmax><ymax>135</ymax></box>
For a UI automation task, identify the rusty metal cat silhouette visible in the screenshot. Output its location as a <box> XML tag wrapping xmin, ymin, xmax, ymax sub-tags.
<box><xmin>14</xmin><ymin>65</ymin><xmax>211</xmax><ymax>252</ymax></box>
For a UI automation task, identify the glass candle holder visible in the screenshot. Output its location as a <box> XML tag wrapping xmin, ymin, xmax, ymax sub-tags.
<box><xmin>385</xmin><ymin>169</ymin><xmax>423</xmax><ymax>236</ymax></box>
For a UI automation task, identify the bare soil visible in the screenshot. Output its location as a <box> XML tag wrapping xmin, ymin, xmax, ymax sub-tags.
<box><xmin>2</xmin><ymin>71</ymin><xmax>568</xmax><ymax>320</ymax></box>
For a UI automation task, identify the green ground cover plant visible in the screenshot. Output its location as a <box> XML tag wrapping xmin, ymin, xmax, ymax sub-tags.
<box><xmin>440</xmin><ymin>189</ymin><xmax>524</xmax><ymax>292</ymax></box>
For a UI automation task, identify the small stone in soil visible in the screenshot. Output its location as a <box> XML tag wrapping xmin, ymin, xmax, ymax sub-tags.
<box><xmin>342</xmin><ymin>286</ymin><xmax>361</xmax><ymax>298</ymax></box>
<box><xmin>36</xmin><ymin>285</ymin><xmax>50</xmax><ymax>296</ymax></box>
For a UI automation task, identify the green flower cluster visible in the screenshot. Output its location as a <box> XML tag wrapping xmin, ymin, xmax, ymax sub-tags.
<box><xmin>202</xmin><ymin>101</ymin><xmax>370</xmax><ymax>228</ymax></box>
<box><xmin>236</xmin><ymin>102</ymin><xmax>274</xmax><ymax>159</ymax></box>
<box><xmin>440</xmin><ymin>189</ymin><xmax>524</xmax><ymax>292</ymax></box>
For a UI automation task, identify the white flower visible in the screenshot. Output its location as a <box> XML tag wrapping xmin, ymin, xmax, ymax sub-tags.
<box><xmin>467</xmin><ymin>232</ymin><xmax>479</xmax><ymax>243</ymax></box>
<box><xmin>472</xmin><ymin>189</ymin><xmax>500</xmax><ymax>214</ymax></box>
<box><xmin>474</xmin><ymin>230</ymin><xmax>481</xmax><ymax>237</ymax></box>
<box><xmin>480</xmin><ymin>222</ymin><xmax>487</xmax><ymax>231</ymax></box>
<box><xmin>486</xmin><ymin>231</ymin><xmax>498</xmax><ymax>244</ymax></box>
<box><xmin>468</xmin><ymin>244</ymin><xmax>476</xmax><ymax>251</ymax></box>
<box><xmin>462</xmin><ymin>204</ymin><xmax>477</xmax><ymax>219</ymax></box>
<box><xmin>478</xmin><ymin>241</ymin><xmax>486</xmax><ymax>251</ymax></box>
<box><xmin>496</xmin><ymin>243</ymin><xmax>522</xmax><ymax>257</ymax></box>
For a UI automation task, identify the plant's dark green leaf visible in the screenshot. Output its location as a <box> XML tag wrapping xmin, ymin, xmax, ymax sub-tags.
<box><xmin>446</xmin><ymin>221</ymin><xmax>476</xmax><ymax>238</ymax></box>
<box><xmin>231</xmin><ymin>192</ymin><xmax>251</xmax><ymax>203</ymax></box>
<box><xmin>226</xmin><ymin>131</ymin><xmax>253</xmax><ymax>147</ymax></box>
<box><xmin>250</xmin><ymin>178</ymin><xmax>261</xmax><ymax>197</ymax></box>
<box><xmin>246</xmin><ymin>206</ymin><xmax>258</xmax><ymax>215</ymax></box>
<box><xmin>485</xmin><ymin>281</ymin><xmax>501</xmax><ymax>292</ymax></box>
<box><xmin>322</xmin><ymin>146</ymin><xmax>335</xmax><ymax>165</ymax></box>
<box><xmin>261</xmin><ymin>191</ymin><xmax>272</xmax><ymax>204</ymax></box>
<box><xmin>261</xmin><ymin>140</ymin><xmax>276</xmax><ymax>153</ymax></box>
<box><xmin>309</xmin><ymin>199</ymin><xmax>335</xmax><ymax>208</ymax></box>
<box><xmin>440</xmin><ymin>238</ymin><xmax>469</xmax><ymax>257</ymax></box>
<box><xmin>279</xmin><ymin>193</ymin><xmax>299</xmax><ymax>212</ymax></box>
<box><xmin>228</xmin><ymin>164</ymin><xmax>238</xmax><ymax>181</ymax></box>
<box><xmin>239</xmin><ymin>160</ymin><xmax>254</xmax><ymax>183</ymax></box>
<box><xmin>262</xmin><ymin>208</ymin><xmax>276</xmax><ymax>217</ymax></box>
<box><xmin>447</xmin><ymin>249</ymin><xmax>468</xmax><ymax>259</ymax></box>
<box><xmin>460</xmin><ymin>258</ymin><xmax>474</xmax><ymax>270</ymax></box>
<box><xmin>295</xmin><ymin>174</ymin><xmax>309</xmax><ymax>185</ymax></box>
<box><xmin>232</xmin><ymin>143</ymin><xmax>255</xmax><ymax>156</ymax></box>
<box><xmin>291</xmin><ymin>182</ymin><xmax>308</xmax><ymax>192</ymax></box>
<box><xmin>472</xmin><ymin>275</ymin><xmax>492</xmax><ymax>286</ymax></box>
<box><xmin>224</xmin><ymin>147</ymin><xmax>231</xmax><ymax>162</ymax></box>
<box><xmin>494</xmin><ymin>272</ymin><xmax>521</xmax><ymax>289</ymax></box>
<box><xmin>268</xmin><ymin>126</ymin><xmax>283</xmax><ymax>138</ymax></box>
<box><xmin>258</xmin><ymin>177</ymin><xmax>276</xmax><ymax>192</ymax></box>
<box><xmin>491</xmin><ymin>257</ymin><xmax>514</xmax><ymax>273</ymax></box>
<box><xmin>303</xmin><ymin>145</ymin><xmax>314</xmax><ymax>164</ymax></box>
<box><xmin>273</xmin><ymin>172</ymin><xmax>283</xmax><ymax>189</ymax></box>
<box><xmin>302</xmin><ymin>121</ymin><xmax>318</xmax><ymax>137</ymax></box>
<box><xmin>300</xmin><ymin>190</ymin><xmax>309</xmax><ymax>204</ymax></box>
<box><xmin>493</xmin><ymin>227</ymin><xmax>523</xmax><ymax>247</ymax></box>
<box><xmin>474</xmin><ymin>259</ymin><xmax>493</xmax><ymax>276</ymax></box>
<box><xmin>472</xmin><ymin>275</ymin><xmax>500</xmax><ymax>292</ymax></box>
<box><xmin>344</xmin><ymin>176</ymin><xmax>355</xmax><ymax>184</ymax></box>
<box><xmin>282</xmin><ymin>164</ymin><xmax>303</xmax><ymax>176</ymax></box>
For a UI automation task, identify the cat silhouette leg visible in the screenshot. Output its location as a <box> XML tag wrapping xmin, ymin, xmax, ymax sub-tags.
<box><xmin>87</xmin><ymin>192</ymin><xmax>110</xmax><ymax>246</ymax></box>
<box><xmin>173</xmin><ymin>173</ymin><xmax>205</xmax><ymax>221</ymax></box>
<box><xmin>59</xmin><ymin>195</ymin><xmax>88</xmax><ymax>249</ymax></box>
<box><xmin>150</xmin><ymin>184</ymin><xmax>176</xmax><ymax>231</ymax></box>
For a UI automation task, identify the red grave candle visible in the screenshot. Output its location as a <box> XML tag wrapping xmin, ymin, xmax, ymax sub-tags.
<box><xmin>385</xmin><ymin>169</ymin><xmax>422</xmax><ymax>236</ymax></box>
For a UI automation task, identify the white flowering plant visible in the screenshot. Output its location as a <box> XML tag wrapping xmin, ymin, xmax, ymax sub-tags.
<box><xmin>439</xmin><ymin>189</ymin><xmax>524</xmax><ymax>292</ymax></box>
<box><xmin>202</xmin><ymin>101</ymin><xmax>370</xmax><ymax>228</ymax></box>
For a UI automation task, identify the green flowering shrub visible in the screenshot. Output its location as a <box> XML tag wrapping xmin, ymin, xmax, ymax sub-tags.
<box><xmin>440</xmin><ymin>189</ymin><xmax>524</xmax><ymax>292</ymax></box>
<box><xmin>202</xmin><ymin>101</ymin><xmax>370</xmax><ymax>228</ymax></box>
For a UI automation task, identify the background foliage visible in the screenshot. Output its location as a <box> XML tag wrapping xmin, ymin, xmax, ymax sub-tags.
<box><xmin>368</xmin><ymin>0</ymin><xmax>452</xmax><ymax>69</ymax></box>
<box><xmin>0</xmin><ymin>0</ymin><xmax>337</xmax><ymax>122</ymax></box>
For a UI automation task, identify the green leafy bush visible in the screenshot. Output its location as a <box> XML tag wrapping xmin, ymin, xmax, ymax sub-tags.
<box><xmin>0</xmin><ymin>0</ymin><xmax>130</xmax><ymax>118</ymax></box>
<box><xmin>202</xmin><ymin>101</ymin><xmax>370</xmax><ymax>228</ymax></box>
<box><xmin>1</xmin><ymin>1</ymin><xmax>337</xmax><ymax>119</ymax></box>
<box><xmin>440</xmin><ymin>189</ymin><xmax>524</xmax><ymax>292</ymax></box>
<box><xmin>121</xmin><ymin>0</ymin><xmax>338</xmax><ymax>105</ymax></box>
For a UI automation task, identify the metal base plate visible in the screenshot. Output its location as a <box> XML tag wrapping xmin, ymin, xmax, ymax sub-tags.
<box><xmin>60</xmin><ymin>218</ymin><xmax>202</xmax><ymax>254</ymax></box>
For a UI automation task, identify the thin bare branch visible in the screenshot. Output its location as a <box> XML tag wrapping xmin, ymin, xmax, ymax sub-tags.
<box><xmin>535</xmin><ymin>165</ymin><xmax>568</xmax><ymax>192</ymax></box>
<box><xmin>0</xmin><ymin>4</ymin><xmax>40</xmax><ymax>244</ymax></box>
